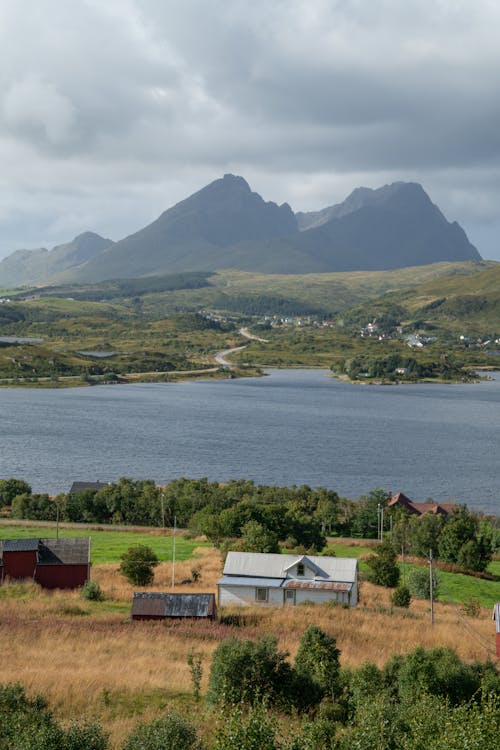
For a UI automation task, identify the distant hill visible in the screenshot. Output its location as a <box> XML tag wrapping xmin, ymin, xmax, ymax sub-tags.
<box><xmin>344</xmin><ymin>261</ymin><xmax>500</xmax><ymax>334</ymax></box>
<box><xmin>0</xmin><ymin>176</ymin><xmax>481</xmax><ymax>285</ymax></box>
<box><xmin>0</xmin><ymin>232</ymin><xmax>113</xmax><ymax>286</ymax></box>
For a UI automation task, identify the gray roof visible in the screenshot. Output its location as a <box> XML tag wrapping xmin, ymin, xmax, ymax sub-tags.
<box><xmin>223</xmin><ymin>552</ymin><xmax>358</xmax><ymax>583</ymax></box>
<box><xmin>131</xmin><ymin>592</ymin><xmax>216</xmax><ymax>618</ymax></box>
<box><xmin>37</xmin><ymin>538</ymin><xmax>90</xmax><ymax>565</ymax></box>
<box><xmin>69</xmin><ymin>481</ymin><xmax>109</xmax><ymax>494</ymax></box>
<box><xmin>1</xmin><ymin>538</ymin><xmax>40</xmax><ymax>553</ymax></box>
<box><xmin>0</xmin><ymin>537</ymin><xmax>90</xmax><ymax>565</ymax></box>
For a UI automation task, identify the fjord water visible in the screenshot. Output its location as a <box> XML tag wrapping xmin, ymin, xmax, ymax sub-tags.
<box><xmin>0</xmin><ymin>369</ymin><xmax>498</xmax><ymax>515</ymax></box>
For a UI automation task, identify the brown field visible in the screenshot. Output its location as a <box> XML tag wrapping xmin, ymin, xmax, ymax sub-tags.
<box><xmin>0</xmin><ymin>546</ymin><xmax>497</xmax><ymax>747</ymax></box>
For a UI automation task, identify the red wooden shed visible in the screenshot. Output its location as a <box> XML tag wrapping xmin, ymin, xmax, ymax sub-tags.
<box><xmin>0</xmin><ymin>537</ymin><xmax>90</xmax><ymax>589</ymax></box>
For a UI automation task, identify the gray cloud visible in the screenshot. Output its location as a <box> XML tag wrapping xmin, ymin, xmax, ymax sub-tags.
<box><xmin>0</xmin><ymin>0</ymin><xmax>499</xmax><ymax>261</ymax></box>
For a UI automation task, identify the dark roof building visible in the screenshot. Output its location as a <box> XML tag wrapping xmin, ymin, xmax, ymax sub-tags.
<box><xmin>131</xmin><ymin>592</ymin><xmax>217</xmax><ymax>621</ymax></box>
<box><xmin>0</xmin><ymin>537</ymin><xmax>90</xmax><ymax>589</ymax></box>
<box><xmin>69</xmin><ymin>481</ymin><xmax>109</xmax><ymax>494</ymax></box>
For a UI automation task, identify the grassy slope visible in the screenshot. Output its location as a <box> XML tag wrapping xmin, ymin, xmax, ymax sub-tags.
<box><xmin>0</xmin><ymin>527</ymin><xmax>497</xmax><ymax>747</ymax></box>
<box><xmin>139</xmin><ymin>262</ymin><xmax>494</xmax><ymax>315</ymax></box>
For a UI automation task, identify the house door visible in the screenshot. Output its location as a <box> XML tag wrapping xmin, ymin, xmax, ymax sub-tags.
<box><xmin>284</xmin><ymin>589</ymin><xmax>296</xmax><ymax>605</ymax></box>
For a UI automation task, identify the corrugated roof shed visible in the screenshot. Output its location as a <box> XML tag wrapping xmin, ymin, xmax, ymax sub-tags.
<box><xmin>132</xmin><ymin>592</ymin><xmax>216</xmax><ymax>619</ymax></box>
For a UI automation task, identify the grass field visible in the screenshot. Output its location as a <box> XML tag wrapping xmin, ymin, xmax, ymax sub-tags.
<box><xmin>0</xmin><ymin>524</ymin><xmax>498</xmax><ymax>748</ymax></box>
<box><xmin>0</xmin><ymin>523</ymin><xmax>209</xmax><ymax>563</ymax></box>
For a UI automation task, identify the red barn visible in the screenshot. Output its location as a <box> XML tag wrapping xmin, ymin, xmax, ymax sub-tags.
<box><xmin>0</xmin><ymin>537</ymin><xmax>90</xmax><ymax>589</ymax></box>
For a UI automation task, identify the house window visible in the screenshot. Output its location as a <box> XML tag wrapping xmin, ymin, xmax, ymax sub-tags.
<box><xmin>256</xmin><ymin>588</ymin><xmax>268</xmax><ymax>602</ymax></box>
<box><xmin>296</xmin><ymin>562</ymin><xmax>305</xmax><ymax>576</ymax></box>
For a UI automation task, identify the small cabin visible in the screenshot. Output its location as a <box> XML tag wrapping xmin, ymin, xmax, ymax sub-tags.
<box><xmin>131</xmin><ymin>592</ymin><xmax>217</xmax><ymax>621</ymax></box>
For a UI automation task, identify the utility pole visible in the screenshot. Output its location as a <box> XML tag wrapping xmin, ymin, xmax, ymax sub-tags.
<box><xmin>56</xmin><ymin>500</ymin><xmax>60</xmax><ymax>540</ymax></box>
<box><xmin>429</xmin><ymin>549</ymin><xmax>434</xmax><ymax>625</ymax></box>
<box><xmin>160</xmin><ymin>491</ymin><xmax>165</xmax><ymax>532</ymax></box>
<box><xmin>171</xmin><ymin>516</ymin><xmax>177</xmax><ymax>590</ymax></box>
<box><xmin>401</xmin><ymin>542</ymin><xmax>405</xmax><ymax>585</ymax></box>
<box><xmin>377</xmin><ymin>503</ymin><xmax>381</xmax><ymax>541</ymax></box>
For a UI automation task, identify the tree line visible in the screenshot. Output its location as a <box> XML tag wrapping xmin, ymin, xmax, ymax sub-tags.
<box><xmin>2</xmin><ymin>478</ymin><xmax>497</xmax><ymax>570</ymax></box>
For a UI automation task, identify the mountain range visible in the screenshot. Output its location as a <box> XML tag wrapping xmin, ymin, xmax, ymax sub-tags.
<box><xmin>0</xmin><ymin>175</ymin><xmax>481</xmax><ymax>286</ymax></box>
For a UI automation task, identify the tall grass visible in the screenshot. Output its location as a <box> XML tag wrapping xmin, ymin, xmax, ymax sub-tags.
<box><xmin>0</xmin><ymin>545</ymin><xmax>497</xmax><ymax>747</ymax></box>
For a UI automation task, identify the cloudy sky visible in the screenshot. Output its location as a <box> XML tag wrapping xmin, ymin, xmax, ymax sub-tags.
<box><xmin>1</xmin><ymin>0</ymin><xmax>500</xmax><ymax>261</ymax></box>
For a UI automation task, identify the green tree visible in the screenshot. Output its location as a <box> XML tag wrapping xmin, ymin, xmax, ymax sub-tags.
<box><xmin>438</xmin><ymin>506</ymin><xmax>476</xmax><ymax>563</ymax></box>
<box><xmin>119</xmin><ymin>545</ymin><xmax>159</xmax><ymax>586</ymax></box>
<box><xmin>294</xmin><ymin>626</ymin><xmax>341</xmax><ymax>702</ymax></box>
<box><xmin>0</xmin><ymin>478</ymin><xmax>31</xmax><ymax>505</ymax></box>
<box><xmin>352</xmin><ymin>488</ymin><xmax>388</xmax><ymax>539</ymax></box>
<box><xmin>365</xmin><ymin>540</ymin><xmax>400</xmax><ymax>587</ymax></box>
<box><xmin>239</xmin><ymin>520</ymin><xmax>280</xmax><ymax>553</ymax></box>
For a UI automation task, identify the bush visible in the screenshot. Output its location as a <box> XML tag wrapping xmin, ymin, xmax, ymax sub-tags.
<box><xmin>123</xmin><ymin>713</ymin><xmax>199</xmax><ymax>750</ymax></box>
<box><xmin>294</xmin><ymin>626</ymin><xmax>341</xmax><ymax>703</ymax></box>
<box><xmin>365</xmin><ymin>541</ymin><xmax>400</xmax><ymax>587</ymax></box>
<box><xmin>408</xmin><ymin>568</ymin><xmax>439</xmax><ymax>600</ymax></box>
<box><xmin>214</xmin><ymin>702</ymin><xmax>279</xmax><ymax>750</ymax></box>
<box><xmin>81</xmin><ymin>580</ymin><xmax>104</xmax><ymax>601</ymax></box>
<box><xmin>391</xmin><ymin>585</ymin><xmax>411</xmax><ymax>608</ymax></box>
<box><xmin>119</xmin><ymin>545</ymin><xmax>159</xmax><ymax>586</ymax></box>
<box><xmin>207</xmin><ymin>635</ymin><xmax>293</xmax><ymax>708</ymax></box>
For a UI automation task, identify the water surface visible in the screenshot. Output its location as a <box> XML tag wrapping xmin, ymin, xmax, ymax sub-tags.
<box><xmin>0</xmin><ymin>369</ymin><xmax>498</xmax><ymax>514</ymax></box>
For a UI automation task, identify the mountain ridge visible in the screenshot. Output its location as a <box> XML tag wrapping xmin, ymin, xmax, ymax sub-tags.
<box><xmin>0</xmin><ymin>176</ymin><xmax>481</xmax><ymax>285</ymax></box>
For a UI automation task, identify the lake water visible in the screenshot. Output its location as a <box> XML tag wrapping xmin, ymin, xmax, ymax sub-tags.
<box><xmin>0</xmin><ymin>369</ymin><xmax>498</xmax><ymax>515</ymax></box>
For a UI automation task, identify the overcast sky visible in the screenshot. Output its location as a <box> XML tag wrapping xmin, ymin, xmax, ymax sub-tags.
<box><xmin>1</xmin><ymin>0</ymin><xmax>500</xmax><ymax>261</ymax></box>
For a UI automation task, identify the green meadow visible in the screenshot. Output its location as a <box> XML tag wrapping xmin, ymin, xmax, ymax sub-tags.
<box><xmin>0</xmin><ymin>524</ymin><xmax>208</xmax><ymax>564</ymax></box>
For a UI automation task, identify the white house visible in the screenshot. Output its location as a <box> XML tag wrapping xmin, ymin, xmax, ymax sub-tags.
<box><xmin>218</xmin><ymin>551</ymin><xmax>358</xmax><ymax>608</ymax></box>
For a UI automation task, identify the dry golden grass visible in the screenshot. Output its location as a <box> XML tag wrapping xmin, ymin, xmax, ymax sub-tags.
<box><xmin>0</xmin><ymin>546</ymin><xmax>496</xmax><ymax>748</ymax></box>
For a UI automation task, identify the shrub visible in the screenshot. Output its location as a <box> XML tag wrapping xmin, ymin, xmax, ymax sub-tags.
<box><xmin>207</xmin><ymin>635</ymin><xmax>293</xmax><ymax>708</ymax></box>
<box><xmin>365</xmin><ymin>541</ymin><xmax>400</xmax><ymax>587</ymax></box>
<box><xmin>214</xmin><ymin>701</ymin><xmax>279</xmax><ymax>750</ymax></box>
<box><xmin>391</xmin><ymin>585</ymin><xmax>411</xmax><ymax>608</ymax></box>
<box><xmin>294</xmin><ymin>626</ymin><xmax>341</xmax><ymax>703</ymax></box>
<box><xmin>119</xmin><ymin>545</ymin><xmax>159</xmax><ymax>586</ymax></box>
<box><xmin>461</xmin><ymin>597</ymin><xmax>481</xmax><ymax>617</ymax></box>
<box><xmin>81</xmin><ymin>580</ymin><xmax>104</xmax><ymax>601</ymax></box>
<box><xmin>123</xmin><ymin>713</ymin><xmax>199</xmax><ymax>750</ymax></box>
<box><xmin>408</xmin><ymin>567</ymin><xmax>439</xmax><ymax>600</ymax></box>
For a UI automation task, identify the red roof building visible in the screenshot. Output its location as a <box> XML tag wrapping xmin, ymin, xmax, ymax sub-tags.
<box><xmin>387</xmin><ymin>492</ymin><xmax>456</xmax><ymax>517</ymax></box>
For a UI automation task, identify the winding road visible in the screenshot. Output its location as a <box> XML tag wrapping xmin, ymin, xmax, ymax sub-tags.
<box><xmin>214</xmin><ymin>327</ymin><xmax>269</xmax><ymax>367</ymax></box>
